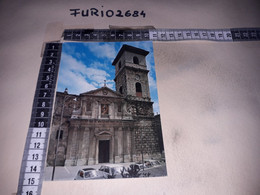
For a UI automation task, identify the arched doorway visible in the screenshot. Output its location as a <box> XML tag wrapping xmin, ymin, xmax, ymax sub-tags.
<box><xmin>94</xmin><ymin>130</ymin><xmax>113</xmax><ymax>164</ymax></box>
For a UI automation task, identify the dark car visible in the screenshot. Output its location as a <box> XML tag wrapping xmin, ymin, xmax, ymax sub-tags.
<box><xmin>134</xmin><ymin>163</ymin><xmax>145</xmax><ymax>170</ymax></box>
<box><xmin>74</xmin><ymin>168</ymin><xmax>108</xmax><ymax>180</ymax></box>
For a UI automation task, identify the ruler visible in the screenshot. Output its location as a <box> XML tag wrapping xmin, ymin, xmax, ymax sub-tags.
<box><xmin>62</xmin><ymin>28</ymin><xmax>260</xmax><ymax>42</ymax></box>
<box><xmin>17</xmin><ymin>27</ymin><xmax>259</xmax><ymax>195</ymax></box>
<box><xmin>17</xmin><ymin>43</ymin><xmax>62</xmax><ymax>195</ymax></box>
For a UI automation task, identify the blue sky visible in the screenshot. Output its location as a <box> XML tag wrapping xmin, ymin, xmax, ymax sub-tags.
<box><xmin>57</xmin><ymin>41</ymin><xmax>160</xmax><ymax>114</ymax></box>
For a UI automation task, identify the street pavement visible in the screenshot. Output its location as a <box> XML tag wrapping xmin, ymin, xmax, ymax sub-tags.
<box><xmin>44</xmin><ymin>163</ymin><xmax>167</xmax><ymax>181</ymax></box>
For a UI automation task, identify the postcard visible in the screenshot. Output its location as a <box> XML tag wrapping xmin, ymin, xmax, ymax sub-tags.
<box><xmin>44</xmin><ymin>41</ymin><xmax>167</xmax><ymax>181</ymax></box>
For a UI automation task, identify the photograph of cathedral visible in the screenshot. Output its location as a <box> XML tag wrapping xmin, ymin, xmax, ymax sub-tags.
<box><xmin>46</xmin><ymin>42</ymin><xmax>166</xmax><ymax>179</ymax></box>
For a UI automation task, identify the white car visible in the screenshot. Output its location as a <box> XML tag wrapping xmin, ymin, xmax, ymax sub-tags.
<box><xmin>99</xmin><ymin>165</ymin><xmax>126</xmax><ymax>178</ymax></box>
<box><xmin>74</xmin><ymin>168</ymin><xmax>108</xmax><ymax>180</ymax></box>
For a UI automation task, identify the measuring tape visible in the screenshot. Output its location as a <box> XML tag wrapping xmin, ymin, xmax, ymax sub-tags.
<box><xmin>17</xmin><ymin>27</ymin><xmax>259</xmax><ymax>195</ymax></box>
<box><xmin>17</xmin><ymin>43</ymin><xmax>62</xmax><ymax>195</ymax></box>
<box><xmin>62</xmin><ymin>28</ymin><xmax>260</xmax><ymax>42</ymax></box>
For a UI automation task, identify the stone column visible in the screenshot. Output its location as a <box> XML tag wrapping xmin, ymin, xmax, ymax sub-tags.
<box><xmin>73</xmin><ymin>127</ymin><xmax>81</xmax><ymax>166</ymax></box>
<box><xmin>130</xmin><ymin>128</ymin><xmax>133</xmax><ymax>162</ymax></box>
<box><xmin>76</xmin><ymin>127</ymin><xmax>90</xmax><ymax>166</ymax></box>
<box><xmin>124</xmin><ymin>128</ymin><xmax>131</xmax><ymax>162</ymax></box>
<box><xmin>65</xmin><ymin>126</ymin><xmax>77</xmax><ymax>166</ymax></box>
<box><xmin>116</xmin><ymin>127</ymin><xmax>123</xmax><ymax>163</ymax></box>
<box><xmin>114</xmin><ymin>128</ymin><xmax>119</xmax><ymax>163</ymax></box>
<box><xmin>94</xmin><ymin>136</ymin><xmax>99</xmax><ymax>164</ymax></box>
<box><xmin>110</xmin><ymin>127</ymin><xmax>115</xmax><ymax>163</ymax></box>
<box><xmin>88</xmin><ymin>128</ymin><xmax>96</xmax><ymax>165</ymax></box>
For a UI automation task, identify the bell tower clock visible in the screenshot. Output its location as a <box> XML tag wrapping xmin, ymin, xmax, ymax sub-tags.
<box><xmin>112</xmin><ymin>44</ymin><xmax>151</xmax><ymax>102</ymax></box>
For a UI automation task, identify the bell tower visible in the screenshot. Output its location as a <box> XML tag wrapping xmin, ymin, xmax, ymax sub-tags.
<box><xmin>112</xmin><ymin>44</ymin><xmax>151</xmax><ymax>102</ymax></box>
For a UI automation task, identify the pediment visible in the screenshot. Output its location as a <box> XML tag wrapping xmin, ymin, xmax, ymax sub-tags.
<box><xmin>94</xmin><ymin>129</ymin><xmax>113</xmax><ymax>137</ymax></box>
<box><xmin>80</xmin><ymin>86</ymin><xmax>122</xmax><ymax>98</ymax></box>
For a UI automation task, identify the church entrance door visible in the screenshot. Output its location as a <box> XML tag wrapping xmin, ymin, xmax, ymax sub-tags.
<box><xmin>98</xmin><ymin>140</ymin><xmax>110</xmax><ymax>163</ymax></box>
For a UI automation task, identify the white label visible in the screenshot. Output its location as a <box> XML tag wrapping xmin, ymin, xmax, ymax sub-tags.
<box><xmin>199</xmin><ymin>31</ymin><xmax>208</xmax><ymax>39</ymax></box>
<box><xmin>22</xmin><ymin>186</ymin><xmax>38</xmax><ymax>195</ymax></box>
<box><xmin>32</xmin><ymin>128</ymin><xmax>47</xmax><ymax>138</ymax></box>
<box><xmin>223</xmin><ymin>30</ymin><xmax>232</xmax><ymax>40</ymax></box>
<box><xmin>166</xmin><ymin>30</ymin><xmax>175</xmax><ymax>40</ymax></box>
<box><xmin>158</xmin><ymin>30</ymin><xmax>167</xmax><ymax>40</ymax></box>
<box><xmin>149</xmin><ymin>30</ymin><xmax>158</xmax><ymax>40</ymax></box>
<box><xmin>23</xmin><ymin>173</ymin><xmax>40</xmax><ymax>185</ymax></box>
<box><xmin>183</xmin><ymin>31</ymin><xmax>192</xmax><ymax>39</ymax></box>
<box><xmin>191</xmin><ymin>30</ymin><xmax>200</xmax><ymax>39</ymax></box>
<box><xmin>27</xmin><ymin>150</ymin><xmax>44</xmax><ymax>161</ymax></box>
<box><xmin>207</xmin><ymin>31</ymin><xmax>216</xmax><ymax>40</ymax></box>
<box><xmin>215</xmin><ymin>31</ymin><xmax>224</xmax><ymax>40</ymax></box>
<box><xmin>25</xmin><ymin>161</ymin><xmax>42</xmax><ymax>173</ymax></box>
<box><xmin>29</xmin><ymin>139</ymin><xmax>45</xmax><ymax>150</ymax></box>
<box><xmin>174</xmin><ymin>31</ymin><xmax>184</xmax><ymax>40</ymax></box>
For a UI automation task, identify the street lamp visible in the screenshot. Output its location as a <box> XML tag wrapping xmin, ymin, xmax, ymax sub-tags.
<box><xmin>51</xmin><ymin>89</ymin><xmax>76</xmax><ymax>180</ymax></box>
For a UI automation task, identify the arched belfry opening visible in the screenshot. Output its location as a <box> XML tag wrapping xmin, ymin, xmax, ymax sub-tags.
<box><xmin>135</xmin><ymin>82</ymin><xmax>142</xmax><ymax>97</ymax></box>
<box><xmin>119</xmin><ymin>86</ymin><xmax>123</xmax><ymax>94</ymax></box>
<box><xmin>133</xmin><ymin>56</ymin><xmax>139</xmax><ymax>64</ymax></box>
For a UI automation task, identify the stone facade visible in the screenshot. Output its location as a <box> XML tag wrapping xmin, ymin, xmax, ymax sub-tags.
<box><xmin>47</xmin><ymin>45</ymin><xmax>164</xmax><ymax>166</ymax></box>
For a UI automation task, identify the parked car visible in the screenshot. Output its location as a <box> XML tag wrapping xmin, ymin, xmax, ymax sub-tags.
<box><xmin>126</xmin><ymin>164</ymin><xmax>142</xmax><ymax>177</ymax></box>
<box><xmin>150</xmin><ymin>160</ymin><xmax>161</xmax><ymax>166</ymax></box>
<box><xmin>144</xmin><ymin>160</ymin><xmax>153</xmax><ymax>168</ymax></box>
<box><xmin>74</xmin><ymin>168</ymin><xmax>108</xmax><ymax>180</ymax></box>
<box><xmin>144</xmin><ymin>160</ymin><xmax>161</xmax><ymax>167</ymax></box>
<box><xmin>99</xmin><ymin>165</ymin><xmax>126</xmax><ymax>178</ymax></box>
<box><xmin>134</xmin><ymin>163</ymin><xmax>145</xmax><ymax>170</ymax></box>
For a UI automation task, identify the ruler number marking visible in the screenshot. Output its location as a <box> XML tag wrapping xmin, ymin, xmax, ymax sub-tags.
<box><xmin>22</xmin><ymin>186</ymin><xmax>38</xmax><ymax>195</ymax></box>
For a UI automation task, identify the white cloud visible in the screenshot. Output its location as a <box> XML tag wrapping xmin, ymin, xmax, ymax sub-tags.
<box><xmin>75</xmin><ymin>52</ymin><xmax>85</xmax><ymax>59</ymax></box>
<box><xmin>63</xmin><ymin>43</ymin><xmax>76</xmax><ymax>54</ymax></box>
<box><xmin>58</xmin><ymin>68</ymin><xmax>95</xmax><ymax>94</ymax></box>
<box><xmin>148</xmin><ymin>74</ymin><xmax>157</xmax><ymax>89</ymax></box>
<box><xmin>84</xmin><ymin>67</ymin><xmax>110</xmax><ymax>82</ymax></box>
<box><xmin>90</xmin><ymin>61</ymin><xmax>107</xmax><ymax>68</ymax></box>
<box><xmin>61</xmin><ymin>53</ymin><xmax>88</xmax><ymax>73</ymax></box>
<box><xmin>106</xmin><ymin>83</ymin><xmax>115</xmax><ymax>89</ymax></box>
<box><xmin>83</xmin><ymin>42</ymin><xmax>117</xmax><ymax>60</ymax></box>
<box><xmin>153</xmin><ymin>101</ymin><xmax>160</xmax><ymax>114</ymax></box>
<box><xmin>58</xmin><ymin>53</ymin><xmax>113</xmax><ymax>94</ymax></box>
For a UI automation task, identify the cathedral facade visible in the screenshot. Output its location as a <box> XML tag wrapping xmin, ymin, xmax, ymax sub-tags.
<box><xmin>47</xmin><ymin>45</ymin><xmax>164</xmax><ymax>166</ymax></box>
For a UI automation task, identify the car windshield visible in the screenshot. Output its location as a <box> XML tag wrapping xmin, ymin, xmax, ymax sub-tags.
<box><xmin>85</xmin><ymin>170</ymin><xmax>98</xmax><ymax>178</ymax></box>
<box><xmin>99</xmin><ymin>166</ymin><xmax>110</xmax><ymax>173</ymax></box>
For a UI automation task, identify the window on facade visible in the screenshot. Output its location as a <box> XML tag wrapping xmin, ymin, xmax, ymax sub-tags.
<box><xmin>56</xmin><ymin>130</ymin><xmax>63</xmax><ymax>140</ymax></box>
<box><xmin>136</xmin><ymin>82</ymin><xmax>142</xmax><ymax>97</ymax></box>
<box><xmin>118</xmin><ymin>61</ymin><xmax>121</xmax><ymax>70</ymax></box>
<box><xmin>86</xmin><ymin>102</ymin><xmax>91</xmax><ymax>111</ymax></box>
<box><xmin>101</xmin><ymin>104</ymin><xmax>109</xmax><ymax>115</ymax></box>
<box><xmin>119</xmin><ymin>86</ymin><xmax>123</xmax><ymax>94</ymax></box>
<box><xmin>133</xmin><ymin>56</ymin><xmax>139</xmax><ymax>64</ymax></box>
